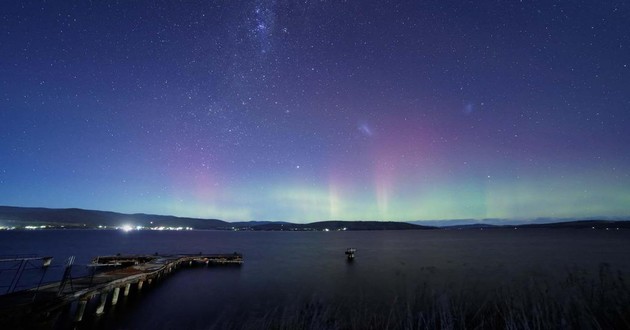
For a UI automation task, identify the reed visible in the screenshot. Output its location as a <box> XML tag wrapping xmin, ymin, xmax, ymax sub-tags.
<box><xmin>213</xmin><ymin>263</ymin><xmax>630</xmax><ymax>330</ymax></box>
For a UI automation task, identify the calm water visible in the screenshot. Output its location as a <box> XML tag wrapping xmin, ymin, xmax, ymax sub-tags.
<box><xmin>1</xmin><ymin>229</ymin><xmax>629</xmax><ymax>329</ymax></box>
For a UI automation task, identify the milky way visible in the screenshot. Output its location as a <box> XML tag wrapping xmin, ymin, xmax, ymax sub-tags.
<box><xmin>1</xmin><ymin>1</ymin><xmax>629</xmax><ymax>222</ymax></box>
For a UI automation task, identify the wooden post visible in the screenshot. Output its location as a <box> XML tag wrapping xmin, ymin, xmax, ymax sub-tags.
<box><xmin>75</xmin><ymin>299</ymin><xmax>88</xmax><ymax>322</ymax></box>
<box><xmin>111</xmin><ymin>287</ymin><xmax>120</xmax><ymax>305</ymax></box>
<box><xmin>95</xmin><ymin>292</ymin><xmax>108</xmax><ymax>314</ymax></box>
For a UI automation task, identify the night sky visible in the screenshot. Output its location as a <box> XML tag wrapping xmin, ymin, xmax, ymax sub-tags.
<box><xmin>1</xmin><ymin>1</ymin><xmax>629</xmax><ymax>222</ymax></box>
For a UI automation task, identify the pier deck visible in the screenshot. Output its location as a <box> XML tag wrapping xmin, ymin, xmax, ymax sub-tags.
<box><xmin>0</xmin><ymin>253</ymin><xmax>242</xmax><ymax>327</ymax></box>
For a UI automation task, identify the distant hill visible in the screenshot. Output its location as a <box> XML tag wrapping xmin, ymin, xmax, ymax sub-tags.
<box><xmin>515</xmin><ymin>220</ymin><xmax>630</xmax><ymax>229</ymax></box>
<box><xmin>408</xmin><ymin>219</ymin><xmax>539</xmax><ymax>227</ymax></box>
<box><xmin>0</xmin><ymin>206</ymin><xmax>228</xmax><ymax>229</ymax></box>
<box><xmin>2</xmin><ymin>206</ymin><xmax>626</xmax><ymax>231</ymax></box>
<box><xmin>408</xmin><ymin>219</ymin><xmax>486</xmax><ymax>227</ymax></box>
<box><xmin>410</xmin><ymin>218</ymin><xmax>630</xmax><ymax>228</ymax></box>
<box><xmin>251</xmin><ymin>220</ymin><xmax>433</xmax><ymax>231</ymax></box>
<box><xmin>229</xmin><ymin>221</ymin><xmax>292</xmax><ymax>228</ymax></box>
<box><xmin>436</xmin><ymin>220</ymin><xmax>630</xmax><ymax>230</ymax></box>
<box><xmin>0</xmin><ymin>206</ymin><xmax>434</xmax><ymax>231</ymax></box>
<box><xmin>441</xmin><ymin>223</ymin><xmax>499</xmax><ymax>229</ymax></box>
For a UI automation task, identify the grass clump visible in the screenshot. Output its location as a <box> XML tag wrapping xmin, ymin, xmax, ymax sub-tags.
<box><xmin>213</xmin><ymin>264</ymin><xmax>630</xmax><ymax>330</ymax></box>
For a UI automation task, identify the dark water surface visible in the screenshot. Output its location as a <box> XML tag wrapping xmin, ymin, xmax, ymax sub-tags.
<box><xmin>1</xmin><ymin>229</ymin><xmax>629</xmax><ymax>329</ymax></box>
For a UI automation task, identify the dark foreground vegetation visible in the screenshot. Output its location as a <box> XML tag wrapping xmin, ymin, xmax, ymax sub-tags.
<box><xmin>212</xmin><ymin>263</ymin><xmax>629</xmax><ymax>330</ymax></box>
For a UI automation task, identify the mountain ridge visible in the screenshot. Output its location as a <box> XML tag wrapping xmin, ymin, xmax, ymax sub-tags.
<box><xmin>0</xmin><ymin>206</ymin><xmax>433</xmax><ymax>231</ymax></box>
<box><xmin>1</xmin><ymin>205</ymin><xmax>628</xmax><ymax>231</ymax></box>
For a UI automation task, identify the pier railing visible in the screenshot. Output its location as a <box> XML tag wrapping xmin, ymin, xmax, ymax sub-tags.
<box><xmin>0</xmin><ymin>255</ymin><xmax>57</xmax><ymax>295</ymax></box>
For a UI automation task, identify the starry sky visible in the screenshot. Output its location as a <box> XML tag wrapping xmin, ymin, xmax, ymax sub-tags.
<box><xmin>1</xmin><ymin>1</ymin><xmax>629</xmax><ymax>222</ymax></box>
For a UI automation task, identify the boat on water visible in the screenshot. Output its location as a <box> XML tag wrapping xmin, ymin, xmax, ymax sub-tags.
<box><xmin>345</xmin><ymin>248</ymin><xmax>356</xmax><ymax>260</ymax></box>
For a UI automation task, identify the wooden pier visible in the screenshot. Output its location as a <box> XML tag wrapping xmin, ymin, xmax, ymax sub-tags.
<box><xmin>0</xmin><ymin>253</ymin><xmax>242</xmax><ymax>327</ymax></box>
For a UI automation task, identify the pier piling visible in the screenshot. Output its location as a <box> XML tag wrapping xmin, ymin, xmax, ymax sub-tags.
<box><xmin>111</xmin><ymin>287</ymin><xmax>120</xmax><ymax>305</ymax></box>
<box><xmin>95</xmin><ymin>292</ymin><xmax>108</xmax><ymax>314</ymax></box>
<box><xmin>74</xmin><ymin>299</ymin><xmax>87</xmax><ymax>322</ymax></box>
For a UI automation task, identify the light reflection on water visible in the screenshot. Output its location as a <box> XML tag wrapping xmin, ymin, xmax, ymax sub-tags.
<box><xmin>1</xmin><ymin>229</ymin><xmax>629</xmax><ymax>328</ymax></box>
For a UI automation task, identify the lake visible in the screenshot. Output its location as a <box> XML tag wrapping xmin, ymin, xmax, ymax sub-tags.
<box><xmin>1</xmin><ymin>229</ymin><xmax>629</xmax><ymax>329</ymax></box>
